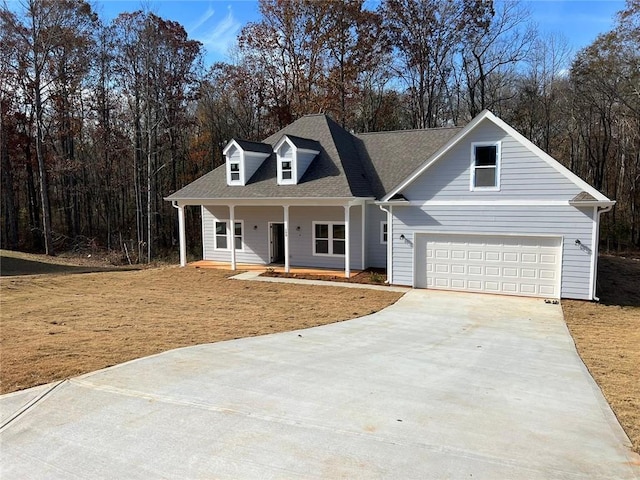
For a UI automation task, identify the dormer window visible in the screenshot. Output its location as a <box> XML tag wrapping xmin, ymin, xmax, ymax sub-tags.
<box><xmin>223</xmin><ymin>139</ymin><xmax>271</xmax><ymax>186</ymax></box>
<box><xmin>470</xmin><ymin>142</ymin><xmax>500</xmax><ymax>191</ymax></box>
<box><xmin>275</xmin><ymin>135</ymin><xmax>320</xmax><ymax>185</ymax></box>
<box><xmin>229</xmin><ymin>162</ymin><xmax>240</xmax><ymax>182</ymax></box>
<box><xmin>281</xmin><ymin>160</ymin><xmax>292</xmax><ymax>181</ymax></box>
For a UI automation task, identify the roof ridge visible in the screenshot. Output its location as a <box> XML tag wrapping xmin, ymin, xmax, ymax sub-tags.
<box><xmin>357</xmin><ymin>125</ymin><xmax>463</xmax><ymax>137</ymax></box>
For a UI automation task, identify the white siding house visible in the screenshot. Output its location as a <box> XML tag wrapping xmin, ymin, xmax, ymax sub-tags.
<box><xmin>166</xmin><ymin>110</ymin><xmax>613</xmax><ymax>300</ymax></box>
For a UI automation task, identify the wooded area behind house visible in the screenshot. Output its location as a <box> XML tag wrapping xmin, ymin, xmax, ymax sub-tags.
<box><xmin>1</xmin><ymin>0</ymin><xmax>638</xmax><ymax>262</ymax></box>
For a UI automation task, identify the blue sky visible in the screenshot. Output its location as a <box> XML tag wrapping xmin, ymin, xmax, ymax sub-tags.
<box><xmin>95</xmin><ymin>0</ymin><xmax>626</xmax><ymax>66</ymax></box>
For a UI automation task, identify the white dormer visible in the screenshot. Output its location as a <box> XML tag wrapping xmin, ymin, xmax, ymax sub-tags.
<box><xmin>274</xmin><ymin>135</ymin><xmax>320</xmax><ymax>185</ymax></box>
<box><xmin>222</xmin><ymin>139</ymin><xmax>271</xmax><ymax>186</ymax></box>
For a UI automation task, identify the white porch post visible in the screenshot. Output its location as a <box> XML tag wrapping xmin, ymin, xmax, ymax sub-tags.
<box><xmin>230</xmin><ymin>205</ymin><xmax>236</xmax><ymax>270</ymax></box>
<box><xmin>283</xmin><ymin>205</ymin><xmax>290</xmax><ymax>273</ymax></box>
<box><xmin>344</xmin><ymin>204</ymin><xmax>351</xmax><ymax>278</ymax></box>
<box><xmin>361</xmin><ymin>202</ymin><xmax>366</xmax><ymax>270</ymax></box>
<box><xmin>177</xmin><ymin>203</ymin><xmax>187</xmax><ymax>267</ymax></box>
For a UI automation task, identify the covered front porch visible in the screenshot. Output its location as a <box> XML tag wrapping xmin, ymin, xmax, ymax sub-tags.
<box><xmin>172</xmin><ymin>198</ymin><xmax>372</xmax><ymax>279</ymax></box>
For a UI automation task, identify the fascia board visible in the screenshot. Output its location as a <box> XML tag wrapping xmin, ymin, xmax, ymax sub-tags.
<box><xmin>222</xmin><ymin>139</ymin><xmax>240</xmax><ymax>156</ymax></box>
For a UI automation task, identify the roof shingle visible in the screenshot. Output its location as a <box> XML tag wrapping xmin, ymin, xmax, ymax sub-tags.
<box><xmin>166</xmin><ymin>114</ymin><xmax>461</xmax><ymax>202</ymax></box>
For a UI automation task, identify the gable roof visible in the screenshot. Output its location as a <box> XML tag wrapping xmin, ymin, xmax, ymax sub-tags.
<box><xmin>381</xmin><ymin>110</ymin><xmax>612</xmax><ymax>203</ymax></box>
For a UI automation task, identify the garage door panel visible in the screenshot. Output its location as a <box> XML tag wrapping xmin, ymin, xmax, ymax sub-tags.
<box><xmin>451</xmin><ymin>264</ymin><xmax>465</xmax><ymax>274</ymax></box>
<box><xmin>485</xmin><ymin>251</ymin><xmax>500</xmax><ymax>261</ymax></box>
<box><xmin>540</xmin><ymin>270</ymin><xmax>556</xmax><ymax>280</ymax></box>
<box><xmin>420</xmin><ymin>234</ymin><xmax>561</xmax><ymax>298</ymax></box>
<box><xmin>503</xmin><ymin>267</ymin><xmax>518</xmax><ymax>277</ymax></box>
<box><xmin>503</xmin><ymin>252</ymin><xmax>519</xmax><ymax>262</ymax></box>
<box><xmin>485</xmin><ymin>266</ymin><xmax>500</xmax><ymax>276</ymax></box>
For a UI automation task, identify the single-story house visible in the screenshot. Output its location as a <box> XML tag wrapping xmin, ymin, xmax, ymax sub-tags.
<box><xmin>165</xmin><ymin>110</ymin><xmax>614</xmax><ymax>300</ymax></box>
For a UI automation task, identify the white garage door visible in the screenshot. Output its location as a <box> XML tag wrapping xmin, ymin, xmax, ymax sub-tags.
<box><xmin>417</xmin><ymin>234</ymin><xmax>562</xmax><ymax>298</ymax></box>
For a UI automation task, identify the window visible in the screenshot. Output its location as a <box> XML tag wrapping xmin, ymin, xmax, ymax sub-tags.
<box><xmin>281</xmin><ymin>160</ymin><xmax>292</xmax><ymax>180</ymax></box>
<box><xmin>229</xmin><ymin>162</ymin><xmax>240</xmax><ymax>182</ymax></box>
<box><xmin>313</xmin><ymin>222</ymin><xmax>345</xmax><ymax>256</ymax></box>
<box><xmin>380</xmin><ymin>221</ymin><xmax>388</xmax><ymax>244</ymax></box>
<box><xmin>471</xmin><ymin>142</ymin><xmax>500</xmax><ymax>190</ymax></box>
<box><xmin>233</xmin><ymin>221</ymin><xmax>243</xmax><ymax>250</ymax></box>
<box><xmin>214</xmin><ymin>220</ymin><xmax>243</xmax><ymax>250</ymax></box>
<box><xmin>215</xmin><ymin>221</ymin><xmax>227</xmax><ymax>249</ymax></box>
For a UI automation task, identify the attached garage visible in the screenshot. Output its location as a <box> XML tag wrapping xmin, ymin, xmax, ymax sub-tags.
<box><xmin>414</xmin><ymin>234</ymin><xmax>562</xmax><ymax>298</ymax></box>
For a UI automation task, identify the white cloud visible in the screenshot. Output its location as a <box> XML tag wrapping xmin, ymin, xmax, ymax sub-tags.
<box><xmin>188</xmin><ymin>4</ymin><xmax>216</xmax><ymax>34</ymax></box>
<box><xmin>197</xmin><ymin>5</ymin><xmax>241</xmax><ymax>56</ymax></box>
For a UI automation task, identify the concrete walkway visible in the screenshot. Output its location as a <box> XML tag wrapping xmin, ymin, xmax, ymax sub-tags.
<box><xmin>1</xmin><ymin>290</ymin><xmax>638</xmax><ymax>479</ymax></box>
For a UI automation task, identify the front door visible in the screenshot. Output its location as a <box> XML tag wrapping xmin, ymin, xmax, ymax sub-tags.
<box><xmin>269</xmin><ymin>223</ymin><xmax>285</xmax><ymax>264</ymax></box>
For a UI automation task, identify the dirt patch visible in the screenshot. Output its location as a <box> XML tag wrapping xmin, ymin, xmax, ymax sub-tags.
<box><xmin>262</xmin><ymin>268</ymin><xmax>388</xmax><ymax>285</ymax></box>
<box><xmin>0</xmin><ymin>261</ymin><xmax>402</xmax><ymax>394</ymax></box>
<box><xmin>563</xmin><ymin>255</ymin><xmax>640</xmax><ymax>454</ymax></box>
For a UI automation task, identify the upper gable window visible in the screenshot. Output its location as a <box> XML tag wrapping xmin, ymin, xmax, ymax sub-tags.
<box><xmin>471</xmin><ymin>142</ymin><xmax>500</xmax><ymax>191</ymax></box>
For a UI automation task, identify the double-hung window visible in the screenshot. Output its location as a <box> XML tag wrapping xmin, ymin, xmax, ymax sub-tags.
<box><xmin>214</xmin><ymin>220</ymin><xmax>243</xmax><ymax>250</ymax></box>
<box><xmin>281</xmin><ymin>160</ymin><xmax>292</xmax><ymax>180</ymax></box>
<box><xmin>471</xmin><ymin>142</ymin><xmax>500</xmax><ymax>190</ymax></box>
<box><xmin>380</xmin><ymin>221</ymin><xmax>388</xmax><ymax>244</ymax></box>
<box><xmin>229</xmin><ymin>162</ymin><xmax>240</xmax><ymax>182</ymax></box>
<box><xmin>313</xmin><ymin>222</ymin><xmax>345</xmax><ymax>256</ymax></box>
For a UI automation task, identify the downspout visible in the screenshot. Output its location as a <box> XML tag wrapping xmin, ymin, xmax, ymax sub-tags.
<box><xmin>379</xmin><ymin>205</ymin><xmax>392</xmax><ymax>284</ymax></box>
<box><xmin>592</xmin><ymin>204</ymin><xmax>614</xmax><ymax>302</ymax></box>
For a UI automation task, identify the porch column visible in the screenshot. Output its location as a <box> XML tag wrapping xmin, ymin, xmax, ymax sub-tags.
<box><xmin>177</xmin><ymin>203</ymin><xmax>187</xmax><ymax>267</ymax></box>
<box><xmin>361</xmin><ymin>203</ymin><xmax>366</xmax><ymax>270</ymax></box>
<box><xmin>230</xmin><ymin>205</ymin><xmax>236</xmax><ymax>271</ymax></box>
<box><xmin>344</xmin><ymin>204</ymin><xmax>351</xmax><ymax>278</ymax></box>
<box><xmin>283</xmin><ymin>205</ymin><xmax>290</xmax><ymax>273</ymax></box>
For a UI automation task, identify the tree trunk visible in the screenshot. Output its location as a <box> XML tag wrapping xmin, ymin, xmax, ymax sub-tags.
<box><xmin>0</xmin><ymin>106</ymin><xmax>19</xmax><ymax>249</ymax></box>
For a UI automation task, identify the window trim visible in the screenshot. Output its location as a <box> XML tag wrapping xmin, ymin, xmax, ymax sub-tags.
<box><xmin>280</xmin><ymin>159</ymin><xmax>293</xmax><ymax>181</ymax></box>
<box><xmin>470</xmin><ymin>141</ymin><xmax>501</xmax><ymax>191</ymax></box>
<box><xmin>213</xmin><ymin>219</ymin><xmax>244</xmax><ymax>251</ymax></box>
<box><xmin>227</xmin><ymin>160</ymin><xmax>242</xmax><ymax>185</ymax></box>
<box><xmin>312</xmin><ymin>221</ymin><xmax>346</xmax><ymax>257</ymax></box>
<box><xmin>277</xmin><ymin>140</ymin><xmax>296</xmax><ymax>185</ymax></box>
<box><xmin>380</xmin><ymin>221</ymin><xmax>388</xmax><ymax>244</ymax></box>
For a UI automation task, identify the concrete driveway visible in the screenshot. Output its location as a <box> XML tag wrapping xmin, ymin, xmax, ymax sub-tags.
<box><xmin>2</xmin><ymin>290</ymin><xmax>638</xmax><ymax>479</ymax></box>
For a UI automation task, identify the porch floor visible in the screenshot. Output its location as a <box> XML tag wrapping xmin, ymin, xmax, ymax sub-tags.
<box><xmin>189</xmin><ymin>260</ymin><xmax>361</xmax><ymax>278</ymax></box>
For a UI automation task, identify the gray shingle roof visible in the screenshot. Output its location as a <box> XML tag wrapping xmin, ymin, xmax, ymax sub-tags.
<box><xmin>166</xmin><ymin>115</ymin><xmax>462</xmax><ymax>202</ymax></box>
<box><xmin>354</xmin><ymin>127</ymin><xmax>462</xmax><ymax>199</ymax></box>
<box><xmin>281</xmin><ymin>134</ymin><xmax>321</xmax><ymax>151</ymax></box>
<box><xmin>233</xmin><ymin>139</ymin><xmax>272</xmax><ymax>154</ymax></box>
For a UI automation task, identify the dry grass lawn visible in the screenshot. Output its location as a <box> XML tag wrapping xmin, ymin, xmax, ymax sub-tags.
<box><xmin>1</xmin><ymin>250</ymin><xmax>638</xmax><ymax>455</ymax></box>
<box><xmin>562</xmin><ymin>255</ymin><xmax>640</xmax><ymax>454</ymax></box>
<box><xmin>0</xmin><ymin>251</ymin><xmax>402</xmax><ymax>393</ymax></box>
